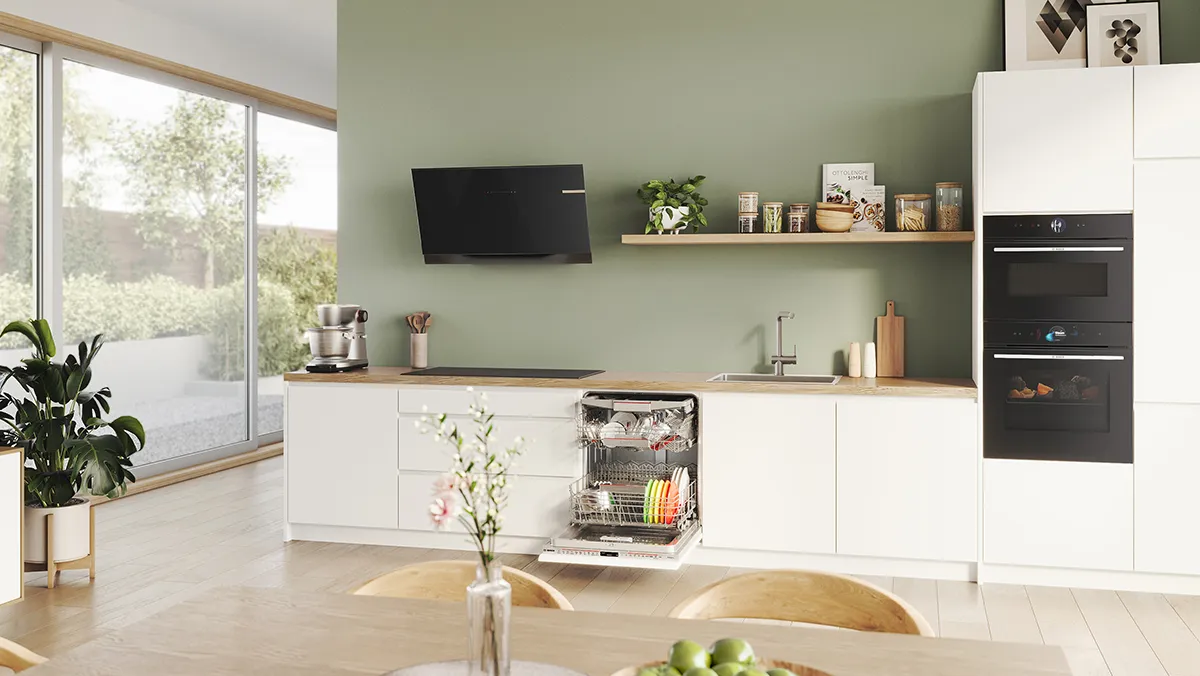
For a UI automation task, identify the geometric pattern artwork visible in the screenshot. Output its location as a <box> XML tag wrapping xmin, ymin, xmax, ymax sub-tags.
<box><xmin>1037</xmin><ymin>0</ymin><xmax>1090</xmax><ymax>53</ymax></box>
<box><xmin>1106</xmin><ymin>18</ymin><xmax>1142</xmax><ymax>63</ymax></box>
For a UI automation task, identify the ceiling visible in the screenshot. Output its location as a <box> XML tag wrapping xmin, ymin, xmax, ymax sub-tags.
<box><xmin>115</xmin><ymin>0</ymin><xmax>336</xmax><ymax>73</ymax></box>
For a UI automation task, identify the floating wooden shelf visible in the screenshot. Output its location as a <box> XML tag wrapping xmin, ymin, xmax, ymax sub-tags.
<box><xmin>621</xmin><ymin>232</ymin><xmax>975</xmax><ymax>245</ymax></box>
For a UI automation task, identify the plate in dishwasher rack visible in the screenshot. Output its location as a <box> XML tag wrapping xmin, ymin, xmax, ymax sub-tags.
<box><xmin>612</xmin><ymin>660</ymin><xmax>833</xmax><ymax>676</ymax></box>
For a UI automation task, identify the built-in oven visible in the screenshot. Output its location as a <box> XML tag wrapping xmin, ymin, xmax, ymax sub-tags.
<box><xmin>983</xmin><ymin>321</ymin><xmax>1132</xmax><ymax>463</ymax></box>
<box><xmin>984</xmin><ymin>214</ymin><xmax>1132</xmax><ymax>323</ymax></box>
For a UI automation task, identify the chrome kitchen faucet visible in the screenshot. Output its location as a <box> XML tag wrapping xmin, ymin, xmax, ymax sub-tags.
<box><xmin>771</xmin><ymin>311</ymin><xmax>797</xmax><ymax>376</ymax></box>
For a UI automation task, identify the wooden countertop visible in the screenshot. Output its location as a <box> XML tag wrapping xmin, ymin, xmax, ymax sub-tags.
<box><xmin>26</xmin><ymin>587</ymin><xmax>1070</xmax><ymax>676</ymax></box>
<box><xmin>285</xmin><ymin>367</ymin><xmax>977</xmax><ymax>399</ymax></box>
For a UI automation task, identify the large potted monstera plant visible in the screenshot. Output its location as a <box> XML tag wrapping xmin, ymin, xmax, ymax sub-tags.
<box><xmin>0</xmin><ymin>319</ymin><xmax>145</xmax><ymax>566</ymax></box>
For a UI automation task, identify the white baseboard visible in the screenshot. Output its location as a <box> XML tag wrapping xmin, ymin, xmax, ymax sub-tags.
<box><xmin>692</xmin><ymin>546</ymin><xmax>977</xmax><ymax>582</ymax></box>
<box><xmin>980</xmin><ymin>563</ymin><xmax>1200</xmax><ymax>595</ymax></box>
<box><xmin>286</xmin><ymin>523</ymin><xmax>546</xmax><ymax>555</ymax></box>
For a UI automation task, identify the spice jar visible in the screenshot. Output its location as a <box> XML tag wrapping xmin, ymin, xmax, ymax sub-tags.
<box><xmin>737</xmin><ymin>192</ymin><xmax>759</xmax><ymax>215</ymax></box>
<box><xmin>762</xmin><ymin>202</ymin><xmax>784</xmax><ymax>233</ymax></box>
<box><xmin>787</xmin><ymin>204</ymin><xmax>810</xmax><ymax>233</ymax></box>
<box><xmin>895</xmin><ymin>194</ymin><xmax>932</xmax><ymax>232</ymax></box>
<box><xmin>935</xmin><ymin>182</ymin><xmax>964</xmax><ymax>231</ymax></box>
<box><xmin>737</xmin><ymin>212</ymin><xmax>758</xmax><ymax>234</ymax></box>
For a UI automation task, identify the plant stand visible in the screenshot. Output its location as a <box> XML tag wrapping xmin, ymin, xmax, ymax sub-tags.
<box><xmin>23</xmin><ymin>507</ymin><xmax>95</xmax><ymax>589</ymax></box>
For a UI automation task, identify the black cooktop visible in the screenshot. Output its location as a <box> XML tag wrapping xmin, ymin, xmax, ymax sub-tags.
<box><xmin>407</xmin><ymin>367</ymin><xmax>602</xmax><ymax>379</ymax></box>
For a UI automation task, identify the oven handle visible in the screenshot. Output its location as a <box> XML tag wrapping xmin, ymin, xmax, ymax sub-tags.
<box><xmin>991</xmin><ymin>246</ymin><xmax>1125</xmax><ymax>253</ymax></box>
<box><xmin>992</xmin><ymin>354</ymin><xmax>1125</xmax><ymax>361</ymax></box>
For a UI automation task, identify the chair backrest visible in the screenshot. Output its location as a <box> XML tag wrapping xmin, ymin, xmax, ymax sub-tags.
<box><xmin>0</xmin><ymin>636</ymin><xmax>47</xmax><ymax>672</ymax></box>
<box><xmin>668</xmin><ymin>570</ymin><xmax>935</xmax><ymax>636</ymax></box>
<box><xmin>352</xmin><ymin>560</ymin><xmax>573</xmax><ymax>610</ymax></box>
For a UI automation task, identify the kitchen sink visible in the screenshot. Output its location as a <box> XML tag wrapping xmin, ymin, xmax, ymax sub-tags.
<box><xmin>708</xmin><ymin>373</ymin><xmax>842</xmax><ymax>385</ymax></box>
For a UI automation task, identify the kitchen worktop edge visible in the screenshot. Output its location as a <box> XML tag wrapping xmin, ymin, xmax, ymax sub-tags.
<box><xmin>284</xmin><ymin>368</ymin><xmax>977</xmax><ymax>399</ymax></box>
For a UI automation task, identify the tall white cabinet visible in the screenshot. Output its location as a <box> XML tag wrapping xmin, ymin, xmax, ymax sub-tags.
<box><xmin>0</xmin><ymin>448</ymin><xmax>21</xmax><ymax>606</ymax></box>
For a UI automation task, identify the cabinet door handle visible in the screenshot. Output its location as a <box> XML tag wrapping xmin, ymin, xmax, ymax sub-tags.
<box><xmin>992</xmin><ymin>354</ymin><xmax>1125</xmax><ymax>361</ymax></box>
<box><xmin>991</xmin><ymin>246</ymin><xmax>1125</xmax><ymax>253</ymax></box>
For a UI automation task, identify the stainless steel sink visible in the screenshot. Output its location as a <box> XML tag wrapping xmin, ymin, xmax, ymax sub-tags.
<box><xmin>708</xmin><ymin>373</ymin><xmax>842</xmax><ymax>385</ymax></box>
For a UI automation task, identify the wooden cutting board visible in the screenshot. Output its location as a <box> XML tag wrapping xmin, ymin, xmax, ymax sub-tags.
<box><xmin>876</xmin><ymin>300</ymin><xmax>905</xmax><ymax>377</ymax></box>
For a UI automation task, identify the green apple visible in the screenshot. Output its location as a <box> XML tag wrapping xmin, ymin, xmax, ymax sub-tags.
<box><xmin>668</xmin><ymin>640</ymin><xmax>711</xmax><ymax>672</ymax></box>
<box><xmin>710</xmin><ymin>638</ymin><xmax>756</xmax><ymax>667</ymax></box>
<box><xmin>683</xmin><ymin>669</ymin><xmax>718</xmax><ymax>676</ymax></box>
<box><xmin>712</xmin><ymin>663</ymin><xmax>744</xmax><ymax>676</ymax></box>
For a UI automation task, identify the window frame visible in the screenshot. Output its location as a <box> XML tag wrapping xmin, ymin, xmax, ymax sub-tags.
<box><xmin>0</xmin><ymin>32</ymin><xmax>42</xmax><ymax>337</ymax></box>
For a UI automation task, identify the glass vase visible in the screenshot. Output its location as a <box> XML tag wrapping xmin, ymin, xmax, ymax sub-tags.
<box><xmin>467</xmin><ymin>560</ymin><xmax>511</xmax><ymax>676</ymax></box>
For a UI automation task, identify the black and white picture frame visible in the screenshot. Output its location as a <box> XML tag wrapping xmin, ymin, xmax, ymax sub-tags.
<box><xmin>1086</xmin><ymin>1</ymin><xmax>1161</xmax><ymax>67</ymax></box>
<box><xmin>1004</xmin><ymin>0</ymin><xmax>1127</xmax><ymax>71</ymax></box>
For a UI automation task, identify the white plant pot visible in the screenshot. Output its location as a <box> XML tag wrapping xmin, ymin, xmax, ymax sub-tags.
<box><xmin>24</xmin><ymin>499</ymin><xmax>91</xmax><ymax>564</ymax></box>
<box><xmin>650</xmin><ymin>206</ymin><xmax>691</xmax><ymax>233</ymax></box>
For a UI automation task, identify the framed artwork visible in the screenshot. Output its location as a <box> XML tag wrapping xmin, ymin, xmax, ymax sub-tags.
<box><xmin>1086</xmin><ymin>1</ymin><xmax>1161</xmax><ymax>66</ymax></box>
<box><xmin>1005</xmin><ymin>0</ymin><xmax>1127</xmax><ymax>70</ymax></box>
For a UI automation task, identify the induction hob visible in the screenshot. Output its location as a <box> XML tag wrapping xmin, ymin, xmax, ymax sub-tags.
<box><xmin>406</xmin><ymin>367</ymin><xmax>602</xmax><ymax>379</ymax></box>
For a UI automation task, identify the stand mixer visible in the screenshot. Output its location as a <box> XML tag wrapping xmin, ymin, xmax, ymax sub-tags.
<box><xmin>305</xmin><ymin>304</ymin><xmax>368</xmax><ymax>372</ymax></box>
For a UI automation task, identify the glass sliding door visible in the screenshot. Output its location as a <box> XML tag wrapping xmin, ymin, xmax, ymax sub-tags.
<box><xmin>255</xmin><ymin>111</ymin><xmax>337</xmax><ymax>436</ymax></box>
<box><xmin>0</xmin><ymin>40</ymin><xmax>38</xmax><ymax>359</ymax></box>
<box><xmin>59</xmin><ymin>56</ymin><xmax>254</xmax><ymax>469</ymax></box>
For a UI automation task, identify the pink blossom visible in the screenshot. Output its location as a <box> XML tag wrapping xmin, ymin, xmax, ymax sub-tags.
<box><xmin>432</xmin><ymin>473</ymin><xmax>459</xmax><ymax>495</ymax></box>
<box><xmin>429</xmin><ymin>494</ymin><xmax>459</xmax><ymax>529</ymax></box>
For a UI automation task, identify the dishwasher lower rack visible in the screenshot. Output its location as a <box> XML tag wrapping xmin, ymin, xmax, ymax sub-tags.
<box><xmin>568</xmin><ymin>462</ymin><xmax>697</xmax><ymax>528</ymax></box>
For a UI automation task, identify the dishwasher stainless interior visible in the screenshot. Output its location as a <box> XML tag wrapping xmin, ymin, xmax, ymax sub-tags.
<box><xmin>539</xmin><ymin>392</ymin><xmax>700</xmax><ymax>569</ymax></box>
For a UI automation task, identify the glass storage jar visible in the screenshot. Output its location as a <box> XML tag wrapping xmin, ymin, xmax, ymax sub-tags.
<box><xmin>737</xmin><ymin>192</ymin><xmax>759</xmax><ymax>215</ymax></box>
<box><xmin>935</xmin><ymin>182</ymin><xmax>963</xmax><ymax>231</ymax></box>
<box><xmin>895</xmin><ymin>193</ymin><xmax>932</xmax><ymax>232</ymax></box>
<box><xmin>787</xmin><ymin>204</ymin><xmax>810</xmax><ymax>233</ymax></box>
<box><xmin>737</xmin><ymin>212</ymin><xmax>758</xmax><ymax>233</ymax></box>
<box><xmin>762</xmin><ymin>202</ymin><xmax>784</xmax><ymax>233</ymax></box>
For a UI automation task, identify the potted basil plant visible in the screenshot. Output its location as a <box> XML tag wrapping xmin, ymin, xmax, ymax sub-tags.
<box><xmin>638</xmin><ymin>175</ymin><xmax>709</xmax><ymax>234</ymax></box>
<box><xmin>0</xmin><ymin>319</ymin><xmax>145</xmax><ymax>566</ymax></box>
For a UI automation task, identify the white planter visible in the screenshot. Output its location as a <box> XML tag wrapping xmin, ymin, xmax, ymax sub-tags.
<box><xmin>24</xmin><ymin>499</ymin><xmax>91</xmax><ymax>564</ymax></box>
<box><xmin>650</xmin><ymin>206</ymin><xmax>691</xmax><ymax>233</ymax></box>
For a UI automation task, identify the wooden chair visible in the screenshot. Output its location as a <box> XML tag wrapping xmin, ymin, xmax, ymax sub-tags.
<box><xmin>352</xmin><ymin>560</ymin><xmax>573</xmax><ymax>610</ymax></box>
<box><xmin>0</xmin><ymin>636</ymin><xmax>47</xmax><ymax>672</ymax></box>
<box><xmin>668</xmin><ymin>570</ymin><xmax>935</xmax><ymax>637</ymax></box>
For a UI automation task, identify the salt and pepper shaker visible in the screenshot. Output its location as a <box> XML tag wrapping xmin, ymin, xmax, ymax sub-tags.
<box><xmin>848</xmin><ymin>342</ymin><xmax>862</xmax><ymax>378</ymax></box>
<box><xmin>863</xmin><ymin>342</ymin><xmax>878</xmax><ymax>378</ymax></box>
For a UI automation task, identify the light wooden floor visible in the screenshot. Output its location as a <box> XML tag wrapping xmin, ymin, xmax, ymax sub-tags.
<box><xmin>5</xmin><ymin>457</ymin><xmax>1200</xmax><ymax>676</ymax></box>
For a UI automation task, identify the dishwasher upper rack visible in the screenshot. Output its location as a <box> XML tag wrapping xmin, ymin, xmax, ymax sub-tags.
<box><xmin>568</xmin><ymin>461</ymin><xmax>697</xmax><ymax>530</ymax></box>
<box><xmin>579</xmin><ymin>395</ymin><xmax>696</xmax><ymax>453</ymax></box>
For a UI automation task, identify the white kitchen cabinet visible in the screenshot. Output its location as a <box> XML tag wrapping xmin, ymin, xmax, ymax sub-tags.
<box><xmin>984</xmin><ymin>459</ymin><xmax>1132</xmax><ymax>571</ymax></box>
<box><xmin>398</xmin><ymin>414</ymin><xmax>579</xmax><ymax>478</ymax></box>
<box><xmin>398</xmin><ymin>386</ymin><xmax>579</xmax><ymax>419</ymax></box>
<box><xmin>399</xmin><ymin>471</ymin><xmax>571</xmax><ymax>539</ymax></box>
<box><xmin>1134</xmin><ymin>160</ymin><xmax>1200</xmax><ymax>404</ymax></box>
<box><xmin>1135</xmin><ymin>403</ymin><xmax>1200</xmax><ymax>575</ymax></box>
<box><xmin>0</xmin><ymin>448</ymin><xmax>20</xmax><ymax>606</ymax></box>
<box><xmin>287</xmin><ymin>384</ymin><xmax>400</xmax><ymax>529</ymax></box>
<box><xmin>701</xmin><ymin>393</ymin><xmax>836</xmax><ymax>554</ymax></box>
<box><xmin>836</xmin><ymin>398</ymin><xmax>978</xmax><ymax>562</ymax></box>
<box><xmin>979</xmin><ymin>69</ymin><xmax>1133</xmax><ymax>215</ymax></box>
<box><xmin>1135</xmin><ymin>64</ymin><xmax>1200</xmax><ymax>159</ymax></box>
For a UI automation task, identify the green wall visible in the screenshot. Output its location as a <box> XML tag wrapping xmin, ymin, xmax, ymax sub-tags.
<box><xmin>338</xmin><ymin>0</ymin><xmax>1200</xmax><ymax>378</ymax></box>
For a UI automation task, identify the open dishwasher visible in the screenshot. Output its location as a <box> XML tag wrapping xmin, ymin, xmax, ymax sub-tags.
<box><xmin>539</xmin><ymin>392</ymin><xmax>700</xmax><ymax>569</ymax></box>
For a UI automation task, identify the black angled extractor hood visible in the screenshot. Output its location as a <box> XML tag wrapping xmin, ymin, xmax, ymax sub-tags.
<box><xmin>412</xmin><ymin>164</ymin><xmax>591</xmax><ymax>264</ymax></box>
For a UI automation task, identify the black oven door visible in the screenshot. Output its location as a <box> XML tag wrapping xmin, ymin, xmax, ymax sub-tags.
<box><xmin>984</xmin><ymin>241</ymin><xmax>1132</xmax><ymax>322</ymax></box>
<box><xmin>984</xmin><ymin>347</ymin><xmax>1132</xmax><ymax>463</ymax></box>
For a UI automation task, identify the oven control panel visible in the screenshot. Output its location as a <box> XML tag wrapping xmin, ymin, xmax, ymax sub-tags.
<box><xmin>983</xmin><ymin>213</ymin><xmax>1132</xmax><ymax>240</ymax></box>
<box><xmin>984</xmin><ymin>321</ymin><xmax>1132</xmax><ymax>348</ymax></box>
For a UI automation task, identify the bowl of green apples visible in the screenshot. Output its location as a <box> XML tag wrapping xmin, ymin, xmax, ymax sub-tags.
<box><xmin>611</xmin><ymin>638</ymin><xmax>832</xmax><ymax>676</ymax></box>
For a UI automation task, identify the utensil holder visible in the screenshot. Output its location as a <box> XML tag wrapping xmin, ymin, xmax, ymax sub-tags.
<box><xmin>410</xmin><ymin>333</ymin><xmax>428</xmax><ymax>369</ymax></box>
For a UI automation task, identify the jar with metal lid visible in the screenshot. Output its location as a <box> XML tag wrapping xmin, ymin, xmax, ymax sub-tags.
<box><xmin>737</xmin><ymin>212</ymin><xmax>758</xmax><ymax>233</ymax></box>
<box><xmin>787</xmin><ymin>204</ymin><xmax>810</xmax><ymax>233</ymax></box>
<box><xmin>737</xmin><ymin>192</ymin><xmax>759</xmax><ymax>215</ymax></box>
<box><xmin>762</xmin><ymin>202</ymin><xmax>784</xmax><ymax>233</ymax></box>
<box><xmin>935</xmin><ymin>182</ymin><xmax>963</xmax><ymax>231</ymax></box>
<box><xmin>895</xmin><ymin>194</ymin><xmax>932</xmax><ymax>232</ymax></box>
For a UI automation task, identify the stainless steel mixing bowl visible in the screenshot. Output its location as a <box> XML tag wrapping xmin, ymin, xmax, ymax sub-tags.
<box><xmin>305</xmin><ymin>327</ymin><xmax>352</xmax><ymax>358</ymax></box>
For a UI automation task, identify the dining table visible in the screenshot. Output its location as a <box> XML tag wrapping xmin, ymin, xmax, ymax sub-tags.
<box><xmin>25</xmin><ymin>586</ymin><xmax>1073</xmax><ymax>675</ymax></box>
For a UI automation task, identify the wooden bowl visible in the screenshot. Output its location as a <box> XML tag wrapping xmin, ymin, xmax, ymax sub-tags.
<box><xmin>815</xmin><ymin>209</ymin><xmax>854</xmax><ymax>233</ymax></box>
<box><xmin>612</xmin><ymin>659</ymin><xmax>833</xmax><ymax>676</ymax></box>
<box><xmin>816</xmin><ymin>202</ymin><xmax>854</xmax><ymax>213</ymax></box>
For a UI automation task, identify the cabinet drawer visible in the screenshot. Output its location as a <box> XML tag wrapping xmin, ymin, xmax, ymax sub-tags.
<box><xmin>398</xmin><ymin>415</ymin><xmax>580</xmax><ymax>477</ymax></box>
<box><xmin>398</xmin><ymin>386</ymin><xmax>579</xmax><ymax>419</ymax></box>
<box><xmin>398</xmin><ymin>471</ymin><xmax>572</xmax><ymax>538</ymax></box>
